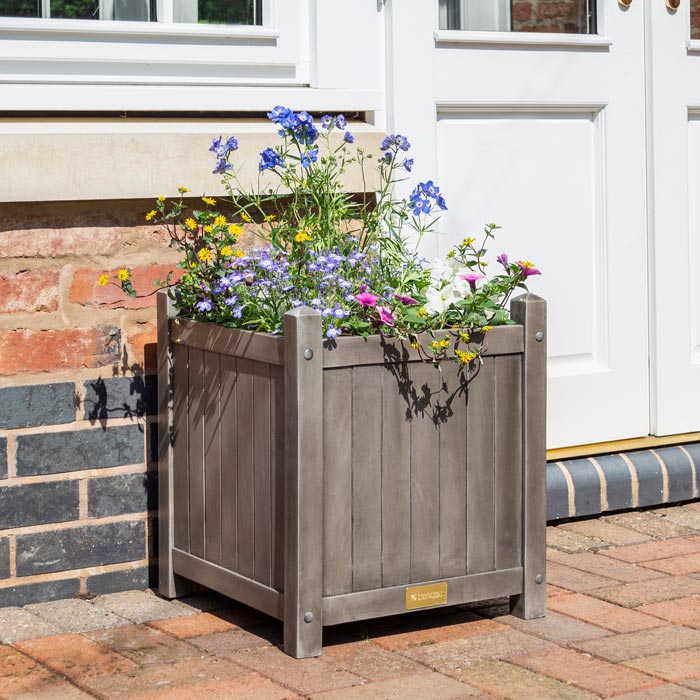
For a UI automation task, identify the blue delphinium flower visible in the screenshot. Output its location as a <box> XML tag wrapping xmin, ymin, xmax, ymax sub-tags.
<box><xmin>344</xmin><ymin>131</ymin><xmax>355</xmax><ymax>144</ymax></box>
<box><xmin>404</xmin><ymin>158</ymin><xmax>414</xmax><ymax>172</ymax></box>
<box><xmin>300</xmin><ymin>148</ymin><xmax>319</xmax><ymax>168</ymax></box>
<box><xmin>321</xmin><ymin>115</ymin><xmax>333</xmax><ymax>129</ymax></box>
<box><xmin>335</xmin><ymin>115</ymin><xmax>347</xmax><ymax>129</ymax></box>
<box><xmin>259</xmin><ymin>147</ymin><xmax>284</xmax><ymax>171</ymax></box>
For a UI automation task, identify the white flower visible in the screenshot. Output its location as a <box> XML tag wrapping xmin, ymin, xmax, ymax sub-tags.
<box><xmin>424</xmin><ymin>283</ymin><xmax>458</xmax><ymax>315</ymax></box>
<box><xmin>430</xmin><ymin>258</ymin><xmax>455</xmax><ymax>284</ymax></box>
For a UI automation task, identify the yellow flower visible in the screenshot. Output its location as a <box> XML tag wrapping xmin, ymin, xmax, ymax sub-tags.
<box><xmin>214</xmin><ymin>215</ymin><xmax>227</xmax><ymax>227</ymax></box>
<box><xmin>455</xmin><ymin>349</ymin><xmax>477</xmax><ymax>364</ymax></box>
<box><xmin>145</xmin><ymin>210</ymin><xmax>157</xmax><ymax>221</ymax></box>
<box><xmin>462</xmin><ymin>237</ymin><xmax>475</xmax><ymax>246</ymax></box>
<box><xmin>184</xmin><ymin>218</ymin><xmax>197</xmax><ymax>231</ymax></box>
<box><xmin>228</xmin><ymin>223</ymin><xmax>243</xmax><ymax>237</ymax></box>
<box><xmin>439</xmin><ymin>337</ymin><xmax>450</xmax><ymax>348</ymax></box>
<box><xmin>429</xmin><ymin>341</ymin><xmax>439</xmax><ymax>350</ymax></box>
<box><xmin>157</xmin><ymin>196</ymin><xmax>166</xmax><ymax>202</ymax></box>
<box><xmin>482</xmin><ymin>325</ymin><xmax>492</xmax><ymax>333</ymax></box>
<box><xmin>446</xmin><ymin>250</ymin><xmax>455</xmax><ymax>258</ymax></box>
<box><xmin>178</xmin><ymin>186</ymin><xmax>190</xmax><ymax>194</ymax></box>
<box><xmin>460</xmin><ymin>332</ymin><xmax>470</xmax><ymax>343</ymax></box>
<box><xmin>98</xmin><ymin>274</ymin><xmax>109</xmax><ymax>287</ymax></box>
<box><xmin>197</xmin><ymin>248</ymin><xmax>212</xmax><ymax>262</ymax></box>
<box><xmin>240</xmin><ymin>211</ymin><xmax>253</xmax><ymax>223</ymax></box>
<box><xmin>234</xmin><ymin>250</ymin><xmax>245</xmax><ymax>258</ymax></box>
<box><xmin>117</xmin><ymin>269</ymin><xmax>130</xmax><ymax>282</ymax></box>
<box><xmin>220</xmin><ymin>246</ymin><xmax>233</xmax><ymax>257</ymax></box>
<box><xmin>264</xmin><ymin>214</ymin><xmax>276</xmax><ymax>222</ymax></box>
<box><xmin>204</xmin><ymin>225</ymin><xmax>213</xmax><ymax>233</ymax></box>
<box><xmin>409</xmin><ymin>341</ymin><xmax>420</xmax><ymax>349</ymax></box>
<box><xmin>202</xmin><ymin>196</ymin><xmax>216</xmax><ymax>206</ymax></box>
<box><xmin>418</xmin><ymin>306</ymin><xmax>428</xmax><ymax>318</ymax></box>
<box><xmin>295</xmin><ymin>230</ymin><xmax>312</xmax><ymax>243</ymax></box>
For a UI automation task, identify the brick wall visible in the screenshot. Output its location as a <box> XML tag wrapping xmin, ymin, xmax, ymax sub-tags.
<box><xmin>512</xmin><ymin>0</ymin><xmax>589</xmax><ymax>34</ymax></box>
<box><xmin>0</xmin><ymin>200</ymin><xmax>177</xmax><ymax>606</ymax></box>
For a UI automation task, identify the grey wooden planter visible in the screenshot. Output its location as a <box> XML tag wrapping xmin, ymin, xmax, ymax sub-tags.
<box><xmin>157</xmin><ymin>290</ymin><xmax>547</xmax><ymax>658</ymax></box>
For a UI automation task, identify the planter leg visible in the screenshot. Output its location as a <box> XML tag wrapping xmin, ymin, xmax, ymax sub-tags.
<box><xmin>283</xmin><ymin>307</ymin><xmax>324</xmax><ymax>658</ymax></box>
<box><xmin>510</xmin><ymin>294</ymin><xmax>547</xmax><ymax>620</ymax></box>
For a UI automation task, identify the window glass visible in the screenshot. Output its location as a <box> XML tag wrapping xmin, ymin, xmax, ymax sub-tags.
<box><xmin>439</xmin><ymin>0</ymin><xmax>596</xmax><ymax>34</ymax></box>
<box><xmin>692</xmin><ymin>0</ymin><xmax>700</xmax><ymax>40</ymax></box>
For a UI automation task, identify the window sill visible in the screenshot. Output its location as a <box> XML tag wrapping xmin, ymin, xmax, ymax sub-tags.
<box><xmin>434</xmin><ymin>29</ymin><xmax>612</xmax><ymax>48</ymax></box>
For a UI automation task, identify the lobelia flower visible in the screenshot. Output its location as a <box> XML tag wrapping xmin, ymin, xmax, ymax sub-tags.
<box><xmin>356</xmin><ymin>292</ymin><xmax>379</xmax><ymax>307</ymax></box>
<box><xmin>326</xmin><ymin>325</ymin><xmax>342</xmax><ymax>339</ymax></box>
<box><xmin>196</xmin><ymin>299</ymin><xmax>213</xmax><ymax>312</ymax></box>
<box><xmin>377</xmin><ymin>306</ymin><xmax>395</xmax><ymax>327</ymax></box>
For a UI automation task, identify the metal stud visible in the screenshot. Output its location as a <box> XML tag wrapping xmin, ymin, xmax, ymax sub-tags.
<box><xmin>303</xmin><ymin>348</ymin><xmax>314</xmax><ymax>360</ymax></box>
<box><xmin>303</xmin><ymin>612</ymin><xmax>314</xmax><ymax>623</ymax></box>
<box><xmin>535</xmin><ymin>331</ymin><xmax>544</xmax><ymax>342</ymax></box>
<box><xmin>535</xmin><ymin>574</ymin><xmax>544</xmax><ymax>584</ymax></box>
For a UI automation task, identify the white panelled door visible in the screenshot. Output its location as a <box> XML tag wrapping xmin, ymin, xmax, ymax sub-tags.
<box><xmin>386</xmin><ymin>0</ymin><xmax>700</xmax><ymax>448</ymax></box>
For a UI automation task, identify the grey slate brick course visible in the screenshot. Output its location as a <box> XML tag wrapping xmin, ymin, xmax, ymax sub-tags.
<box><xmin>0</xmin><ymin>578</ymin><xmax>80</xmax><ymax>608</ymax></box>
<box><xmin>0</xmin><ymin>383</ymin><xmax>75</xmax><ymax>430</ymax></box>
<box><xmin>16</xmin><ymin>424</ymin><xmax>145</xmax><ymax>476</ymax></box>
<box><xmin>86</xmin><ymin>567</ymin><xmax>150</xmax><ymax>595</ymax></box>
<box><xmin>546</xmin><ymin>464</ymin><xmax>570</xmax><ymax>521</ymax></box>
<box><xmin>0</xmin><ymin>480</ymin><xmax>79</xmax><ymax>529</ymax></box>
<box><xmin>630</xmin><ymin>450</ymin><xmax>665</xmax><ymax>507</ymax></box>
<box><xmin>597</xmin><ymin>453</ymin><xmax>634</xmax><ymax>512</ymax></box>
<box><xmin>0</xmin><ymin>537</ymin><xmax>9</xmax><ymax>578</ymax></box>
<box><xmin>88</xmin><ymin>472</ymin><xmax>156</xmax><ymax>518</ymax></box>
<box><xmin>0</xmin><ymin>437</ymin><xmax>6</xmax><ymax>479</ymax></box>
<box><xmin>82</xmin><ymin>375</ymin><xmax>157</xmax><ymax>420</ymax></box>
<box><xmin>16</xmin><ymin>520</ymin><xmax>146</xmax><ymax>576</ymax></box>
<box><xmin>564</xmin><ymin>458</ymin><xmax>602</xmax><ymax>518</ymax></box>
<box><xmin>660</xmin><ymin>446</ymin><xmax>695</xmax><ymax>503</ymax></box>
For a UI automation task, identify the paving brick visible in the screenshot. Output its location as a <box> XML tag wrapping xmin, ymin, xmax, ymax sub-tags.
<box><xmin>640</xmin><ymin>553</ymin><xmax>700</xmax><ymax>575</ymax></box>
<box><xmin>623</xmin><ymin>647</ymin><xmax>700</xmax><ymax>681</ymax></box>
<box><xmin>322</xmin><ymin>639</ymin><xmax>425</xmax><ymax>682</ymax></box>
<box><xmin>547</xmin><ymin>583</ymin><xmax>572</xmax><ymax>597</ymax></box>
<box><xmin>25</xmin><ymin>598</ymin><xmax>128</xmax><ymax>633</ymax></box>
<box><xmin>0</xmin><ymin>645</ymin><xmax>65</xmax><ymax>697</ymax></box>
<box><xmin>82</xmin><ymin>375</ymin><xmax>157</xmax><ymax>420</ymax></box>
<box><xmin>574</xmin><ymin>625</ymin><xmax>700</xmax><ymax>662</ymax></box>
<box><xmin>455</xmin><ymin>659</ymin><xmax>600</xmax><ymax>700</ymax></box>
<box><xmin>231</xmin><ymin>645</ymin><xmax>365</xmax><ymax>695</ymax></box>
<box><xmin>547</xmin><ymin>526</ymin><xmax>607</xmax><ymax>553</ymax></box>
<box><xmin>16</xmin><ymin>520</ymin><xmax>146</xmax><ymax>575</ymax></box>
<box><xmin>16</xmin><ymin>424</ymin><xmax>144</xmax><ymax>476</ymax></box>
<box><xmin>603</xmin><ymin>511</ymin><xmax>698</xmax><ymax>540</ymax></box>
<box><xmin>559</xmin><ymin>520</ymin><xmax>653</xmax><ymax>546</ymax></box>
<box><xmin>638</xmin><ymin>597</ymin><xmax>700</xmax><ymax>628</ymax></box>
<box><xmin>500</xmin><ymin>609</ymin><xmax>613</xmax><ymax>644</ymax></box>
<box><xmin>0</xmin><ymin>436</ymin><xmax>6</xmax><ymax>479</ymax></box>
<box><xmin>549</xmin><ymin>550</ymin><xmax>666</xmax><ymax>583</ymax></box>
<box><xmin>399</xmin><ymin>628</ymin><xmax>555</xmax><ymax>673</ymax></box>
<box><xmin>0</xmin><ymin>383</ymin><xmax>75</xmax><ymax>430</ymax></box>
<box><xmin>148</xmin><ymin>612</ymin><xmax>238</xmax><ymax>638</ymax></box>
<box><xmin>170</xmin><ymin>591</ymin><xmax>239</xmax><ymax>614</ymax></box>
<box><xmin>0</xmin><ymin>578</ymin><xmax>80</xmax><ymax>609</ymax></box>
<box><xmin>650</xmin><ymin>504</ymin><xmax>700</xmax><ymax>532</ymax></box>
<box><xmin>189</xmin><ymin>627</ymin><xmax>280</xmax><ymax>655</ymax></box>
<box><xmin>589</xmin><ymin>576</ymin><xmax>700</xmax><ymax>608</ymax></box>
<box><xmin>0</xmin><ymin>537</ymin><xmax>9</xmax><ymax>579</ymax></box>
<box><xmin>0</xmin><ymin>480</ymin><xmax>79</xmax><ymax>529</ymax></box>
<box><xmin>512</xmin><ymin>647</ymin><xmax>662</xmax><ymax>697</ymax></box>
<box><xmin>0</xmin><ymin>608</ymin><xmax>62</xmax><ymax>643</ymax></box>
<box><xmin>80</xmin><ymin>655</ymin><xmax>252</xmax><ymax>700</ymax></box>
<box><xmin>4</xmin><ymin>678</ymin><xmax>99</xmax><ymax>700</ymax></box>
<box><xmin>87</xmin><ymin>624</ymin><xmax>201</xmax><ymax>665</ymax></box>
<box><xmin>613</xmin><ymin>686</ymin><xmax>700</xmax><ymax>699</ymax></box>
<box><xmin>546</xmin><ymin>561</ymin><xmax>620</xmax><ymax>592</ymax></box>
<box><xmin>88</xmin><ymin>472</ymin><xmax>154</xmax><ymax>517</ymax></box>
<box><xmin>90</xmin><ymin>589</ymin><xmax>197</xmax><ymax>623</ymax></box>
<box><xmin>309</xmin><ymin>672</ymin><xmax>486</xmax><ymax>700</ymax></box>
<box><xmin>548</xmin><ymin>593</ymin><xmax>667</xmax><ymax>632</ymax></box>
<box><xmin>126</xmin><ymin>675</ymin><xmax>299</xmax><ymax>700</ymax></box>
<box><xmin>86</xmin><ymin>566</ymin><xmax>150</xmax><ymax>595</ymax></box>
<box><xmin>599</xmin><ymin>538</ymin><xmax>700</xmax><ymax>563</ymax></box>
<box><xmin>681</xmin><ymin>678</ymin><xmax>700</xmax><ymax>692</ymax></box>
<box><xmin>15</xmin><ymin>633</ymin><xmax>138</xmax><ymax>680</ymax></box>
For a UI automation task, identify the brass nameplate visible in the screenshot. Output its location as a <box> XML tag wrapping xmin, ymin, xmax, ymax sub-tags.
<box><xmin>405</xmin><ymin>582</ymin><xmax>448</xmax><ymax>610</ymax></box>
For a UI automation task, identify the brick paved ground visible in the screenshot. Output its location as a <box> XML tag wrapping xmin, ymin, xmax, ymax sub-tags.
<box><xmin>2</xmin><ymin>502</ymin><xmax>700</xmax><ymax>699</ymax></box>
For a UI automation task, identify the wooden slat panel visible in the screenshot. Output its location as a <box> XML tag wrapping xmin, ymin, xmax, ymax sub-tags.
<box><xmin>172</xmin><ymin>548</ymin><xmax>284</xmax><ymax>620</ymax></box>
<box><xmin>219</xmin><ymin>354</ymin><xmax>238</xmax><ymax>572</ymax></box>
<box><xmin>495</xmin><ymin>355</ymin><xmax>523</xmax><ymax>570</ymax></box>
<box><xmin>253</xmin><ymin>361</ymin><xmax>272</xmax><ymax>587</ymax></box>
<box><xmin>173</xmin><ymin>320</ymin><xmax>284</xmax><ymax>366</ymax></box>
<box><xmin>270</xmin><ymin>364</ymin><xmax>285</xmax><ymax>593</ymax></box>
<box><xmin>236</xmin><ymin>357</ymin><xmax>255</xmax><ymax>579</ymax></box>
<box><xmin>188</xmin><ymin>347</ymin><xmax>206</xmax><ymax>559</ymax></box>
<box><xmin>203</xmin><ymin>351</ymin><xmax>222</xmax><ymax>565</ymax></box>
<box><xmin>323</xmin><ymin>326</ymin><xmax>523</xmax><ymax>369</ymax></box>
<box><xmin>322</xmin><ymin>567</ymin><xmax>523</xmax><ymax>626</ymax></box>
<box><xmin>322</xmin><ymin>368</ymin><xmax>353</xmax><ymax>595</ymax></box>
<box><xmin>172</xmin><ymin>343</ymin><xmax>190</xmax><ymax>553</ymax></box>
<box><xmin>381</xmin><ymin>364</ymin><xmax>411</xmax><ymax>587</ymax></box>
<box><xmin>409</xmin><ymin>362</ymin><xmax>441</xmax><ymax>583</ymax></box>
<box><xmin>352</xmin><ymin>365</ymin><xmax>383</xmax><ymax>591</ymax></box>
<box><xmin>467</xmin><ymin>358</ymin><xmax>496</xmax><ymax>574</ymax></box>
<box><xmin>439</xmin><ymin>364</ymin><xmax>469</xmax><ymax>578</ymax></box>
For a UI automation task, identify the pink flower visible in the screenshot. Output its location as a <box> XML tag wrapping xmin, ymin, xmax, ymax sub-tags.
<box><xmin>356</xmin><ymin>292</ymin><xmax>379</xmax><ymax>307</ymax></box>
<box><xmin>459</xmin><ymin>272</ymin><xmax>485</xmax><ymax>290</ymax></box>
<box><xmin>516</xmin><ymin>261</ymin><xmax>541</xmax><ymax>277</ymax></box>
<box><xmin>496</xmin><ymin>253</ymin><xmax>509</xmax><ymax>267</ymax></box>
<box><xmin>377</xmin><ymin>306</ymin><xmax>395</xmax><ymax>326</ymax></box>
<box><xmin>394</xmin><ymin>293</ymin><xmax>419</xmax><ymax>305</ymax></box>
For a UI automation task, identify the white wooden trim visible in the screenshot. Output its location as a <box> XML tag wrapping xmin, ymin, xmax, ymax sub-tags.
<box><xmin>434</xmin><ymin>29</ymin><xmax>612</xmax><ymax>48</ymax></box>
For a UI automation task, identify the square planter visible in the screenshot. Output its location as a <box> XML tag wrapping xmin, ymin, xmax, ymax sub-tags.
<box><xmin>157</xmin><ymin>290</ymin><xmax>547</xmax><ymax>658</ymax></box>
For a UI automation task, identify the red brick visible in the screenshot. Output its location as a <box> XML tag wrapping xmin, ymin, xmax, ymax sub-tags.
<box><xmin>559</xmin><ymin>520</ymin><xmax>652</xmax><ymax>546</ymax></box>
<box><xmin>511</xmin><ymin>2</ymin><xmax>533</xmax><ymax>24</ymax></box>
<box><xmin>623</xmin><ymin>647</ymin><xmax>700</xmax><ymax>681</ymax></box>
<box><xmin>548</xmin><ymin>593</ymin><xmax>667</xmax><ymax>633</ymax></box>
<box><xmin>70</xmin><ymin>265</ymin><xmax>181</xmax><ymax>310</ymax></box>
<box><xmin>612</xmin><ymin>686</ymin><xmax>700</xmax><ymax>699</ymax></box>
<box><xmin>0</xmin><ymin>228</ymin><xmax>120</xmax><ymax>258</ymax></box>
<box><xmin>0</xmin><ymin>326</ymin><xmax>120</xmax><ymax>375</ymax></box>
<box><xmin>641</xmin><ymin>553</ymin><xmax>700</xmax><ymax>575</ymax></box>
<box><xmin>638</xmin><ymin>597</ymin><xmax>700</xmax><ymax>628</ymax></box>
<box><xmin>512</xmin><ymin>647</ymin><xmax>662</xmax><ymax>697</ymax></box>
<box><xmin>550</xmin><ymin>551</ymin><xmax>666</xmax><ymax>583</ymax></box>
<box><xmin>323</xmin><ymin>639</ymin><xmax>425</xmax><ymax>682</ymax></box>
<box><xmin>0</xmin><ymin>270</ymin><xmax>59</xmax><ymax>313</ymax></box>
<box><xmin>599</xmin><ymin>538</ymin><xmax>700</xmax><ymax>564</ymax></box>
<box><xmin>589</xmin><ymin>576</ymin><xmax>700</xmax><ymax>608</ymax></box>
<box><xmin>14</xmin><ymin>633</ymin><xmax>137</xmax><ymax>680</ymax></box>
<box><xmin>501</xmin><ymin>610</ymin><xmax>613</xmax><ymax>645</ymax></box>
<box><xmin>125</xmin><ymin>323</ymin><xmax>157</xmax><ymax>372</ymax></box>
<box><xmin>127</xmin><ymin>675</ymin><xmax>298</xmax><ymax>700</ymax></box>
<box><xmin>189</xmin><ymin>627</ymin><xmax>279</xmax><ymax>655</ymax></box>
<box><xmin>5</xmin><ymin>679</ymin><xmax>97</xmax><ymax>699</ymax></box>
<box><xmin>546</xmin><ymin>561</ymin><xmax>619</xmax><ymax>592</ymax></box>
<box><xmin>0</xmin><ymin>646</ymin><xmax>60</xmax><ymax>696</ymax></box>
<box><xmin>148</xmin><ymin>612</ymin><xmax>237</xmax><ymax>638</ymax></box>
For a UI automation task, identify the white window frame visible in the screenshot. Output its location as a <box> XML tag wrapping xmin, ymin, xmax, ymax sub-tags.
<box><xmin>438</xmin><ymin>0</ymin><xmax>511</xmax><ymax>32</ymax></box>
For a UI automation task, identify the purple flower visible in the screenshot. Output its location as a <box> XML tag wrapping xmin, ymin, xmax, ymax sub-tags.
<box><xmin>356</xmin><ymin>292</ymin><xmax>379</xmax><ymax>307</ymax></box>
<box><xmin>459</xmin><ymin>272</ymin><xmax>485</xmax><ymax>290</ymax></box>
<box><xmin>196</xmin><ymin>299</ymin><xmax>213</xmax><ymax>312</ymax></box>
<box><xmin>326</xmin><ymin>326</ymin><xmax>342</xmax><ymax>339</ymax></box>
<box><xmin>335</xmin><ymin>115</ymin><xmax>347</xmax><ymax>129</ymax></box>
<box><xmin>516</xmin><ymin>261</ymin><xmax>542</xmax><ymax>277</ymax></box>
<box><xmin>404</xmin><ymin>158</ymin><xmax>414</xmax><ymax>172</ymax></box>
<box><xmin>394</xmin><ymin>293</ymin><xmax>419</xmax><ymax>305</ymax></box>
<box><xmin>224</xmin><ymin>294</ymin><xmax>239</xmax><ymax>306</ymax></box>
<box><xmin>321</xmin><ymin>115</ymin><xmax>333</xmax><ymax>129</ymax></box>
<box><xmin>377</xmin><ymin>306</ymin><xmax>395</xmax><ymax>327</ymax></box>
<box><xmin>496</xmin><ymin>253</ymin><xmax>509</xmax><ymax>267</ymax></box>
<box><xmin>344</xmin><ymin>131</ymin><xmax>355</xmax><ymax>144</ymax></box>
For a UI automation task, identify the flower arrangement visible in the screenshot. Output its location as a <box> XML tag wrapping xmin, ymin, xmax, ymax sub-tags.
<box><xmin>102</xmin><ymin>106</ymin><xmax>540</xmax><ymax>365</ymax></box>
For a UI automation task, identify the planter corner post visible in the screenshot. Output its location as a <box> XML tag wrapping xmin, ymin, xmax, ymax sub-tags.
<box><xmin>509</xmin><ymin>293</ymin><xmax>547</xmax><ymax>619</ymax></box>
<box><xmin>283</xmin><ymin>306</ymin><xmax>324</xmax><ymax>658</ymax></box>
